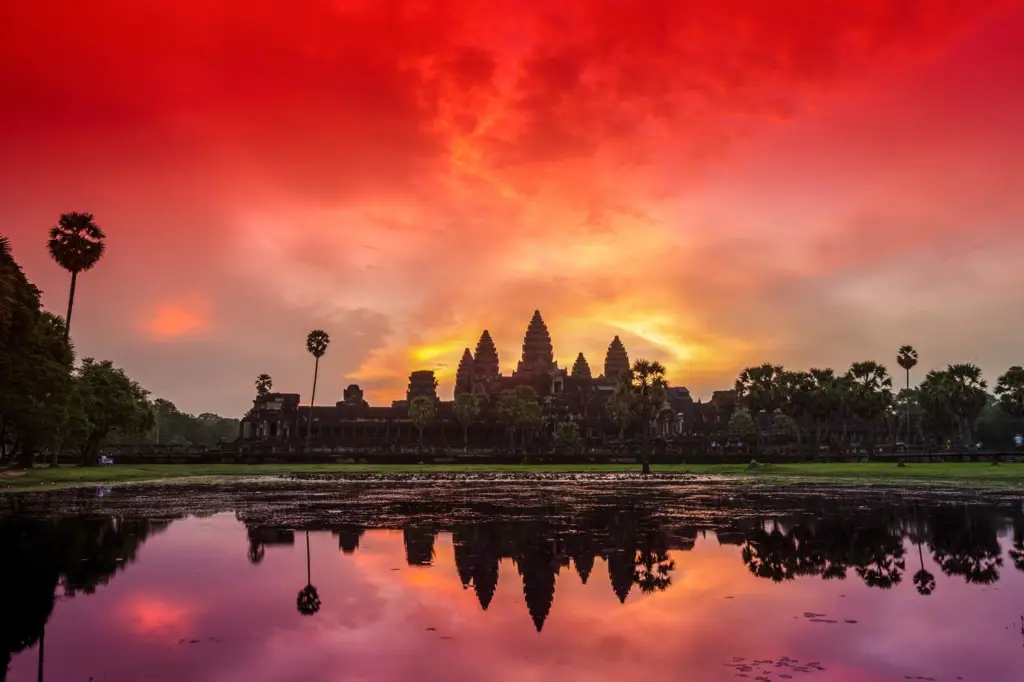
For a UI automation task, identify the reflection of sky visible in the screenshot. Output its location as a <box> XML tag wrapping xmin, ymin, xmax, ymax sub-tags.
<box><xmin>10</xmin><ymin>515</ymin><xmax>1023</xmax><ymax>681</ymax></box>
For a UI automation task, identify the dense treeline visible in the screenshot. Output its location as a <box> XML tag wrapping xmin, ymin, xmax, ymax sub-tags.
<box><xmin>729</xmin><ymin>354</ymin><xmax>1024</xmax><ymax>454</ymax></box>
<box><xmin>1</xmin><ymin>222</ymin><xmax>236</xmax><ymax>466</ymax></box>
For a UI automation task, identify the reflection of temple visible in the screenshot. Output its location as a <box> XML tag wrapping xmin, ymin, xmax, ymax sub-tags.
<box><xmin>237</xmin><ymin>310</ymin><xmax>738</xmax><ymax>449</ymax></box>
<box><xmin>8</xmin><ymin>497</ymin><xmax>1024</xmax><ymax>677</ymax></box>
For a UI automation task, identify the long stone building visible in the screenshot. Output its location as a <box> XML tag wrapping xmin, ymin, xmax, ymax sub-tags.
<box><xmin>238</xmin><ymin>310</ymin><xmax>735</xmax><ymax>448</ymax></box>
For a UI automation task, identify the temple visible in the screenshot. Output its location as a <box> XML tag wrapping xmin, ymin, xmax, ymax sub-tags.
<box><xmin>238</xmin><ymin>310</ymin><xmax>737</xmax><ymax>450</ymax></box>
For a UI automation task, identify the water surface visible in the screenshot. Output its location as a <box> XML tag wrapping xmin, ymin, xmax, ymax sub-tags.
<box><xmin>3</xmin><ymin>476</ymin><xmax>1023</xmax><ymax>681</ymax></box>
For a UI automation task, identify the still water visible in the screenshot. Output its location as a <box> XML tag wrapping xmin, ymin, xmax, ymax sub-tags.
<box><xmin>3</xmin><ymin>475</ymin><xmax>1024</xmax><ymax>681</ymax></box>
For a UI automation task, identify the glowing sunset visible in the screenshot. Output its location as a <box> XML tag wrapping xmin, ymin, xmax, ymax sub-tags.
<box><xmin>4</xmin><ymin>6</ymin><xmax>1024</xmax><ymax>679</ymax></box>
<box><xmin>3</xmin><ymin>1</ymin><xmax>1023</xmax><ymax>413</ymax></box>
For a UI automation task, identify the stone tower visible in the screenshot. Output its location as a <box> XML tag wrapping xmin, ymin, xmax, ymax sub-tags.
<box><xmin>570</xmin><ymin>352</ymin><xmax>592</xmax><ymax>380</ymax></box>
<box><xmin>455</xmin><ymin>348</ymin><xmax>474</xmax><ymax>396</ymax></box>
<box><xmin>472</xmin><ymin>330</ymin><xmax>500</xmax><ymax>392</ymax></box>
<box><xmin>515</xmin><ymin>310</ymin><xmax>554</xmax><ymax>377</ymax></box>
<box><xmin>407</xmin><ymin>370</ymin><xmax>438</xmax><ymax>402</ymax></box>
<box><xmin>603</xmin><ymin>335</ymin><xmax>630</xmax><ymax>382</ymax></box>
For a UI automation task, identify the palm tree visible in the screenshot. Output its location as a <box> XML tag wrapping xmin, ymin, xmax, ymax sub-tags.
<box><xmin>846</xmin><ymin>361</ymin><xmax>893</xmax><ymax>453</ymax></box>
<box><xmin>408</xmin><ymin>396</ymin><xmax>436</xmax><ymax>451</ymax></box>
<box><xmin>996</xmin><ymin>366</ymin><xmax>1024</xmax><ymax>419</ymax></box>
<box><xmin>735</xmin><ymin>364</ymin><xmax>784</xmax><ymax>450</ymax></box>
<box><xmin>806</xmin><ymin>368</ymin><xmax>840</xmax><ymax>453</ymax></box>
<box><xmin>304</xmin><ymin>330</ymin><xmax>330</xmax><ymax>449</ymax></box>
<box><xmin>296</xmin><ymin>531</ymin><xmax>321</xmax><ymax>616</ymax></box>
<box><xmin>897</xmin><ymin>346</ymin><xmax>919</xmax><ymax>445</ymax></box>
<box><xmin>619</xmin><ymin>359</ymin><xmax>668</xmax><ymax>475</ymax></box>
<box><xmin>46</xmin><ymin>212</ymin><xmax>106</xmax><ymax>341</ymax></box>
<box><xmin>255</xmin><ymin>373</ymin><xmax>273</xmax><ymax>397</ymax></box>
<box><xmin>453</xmin><ymin>392</ymin><xmax>480</xmax><ymax>447</ymax></box>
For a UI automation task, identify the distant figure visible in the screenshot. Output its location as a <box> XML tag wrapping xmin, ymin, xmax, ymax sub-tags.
<box><xmin>1015</xmin><ymin>434</ymin><xmax>1023</xmax><ymax>449</ymax></box>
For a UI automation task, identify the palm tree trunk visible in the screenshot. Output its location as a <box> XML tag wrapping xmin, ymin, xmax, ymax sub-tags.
<box><xmin>64</xmin><ymin>270</ymin><xmax>78</xmax><ymax>341</ymax></box>
<box><xmin>905</xmin><ymin>368</ymin><xmax>911</xmax><ymax>447</ymax></box>
<box><xmin>305</xmin><ymin>357</ymin><xmax>320</xmax><ymax>450</ymax></box>
<box><xmin>641</xmin><ymin>424</ymin><xmax>651</xmax><ymax>475</ymax></box>
<box><xmin>462</xmin><ymin>424</ymin><xmax>468</xmax><ymax>447</ymax></box>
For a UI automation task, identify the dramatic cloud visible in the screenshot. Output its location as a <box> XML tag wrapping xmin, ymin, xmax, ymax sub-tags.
<box><xmin>1</xmin><ymin>0</ymin><xmax>1022</xmax><ymax>414</ymax></box>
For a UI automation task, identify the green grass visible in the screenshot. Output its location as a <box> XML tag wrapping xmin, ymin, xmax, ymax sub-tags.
<box><xmin>2</xmin><ymin>461</ymin><xmax>1024</xmax><ymax>492</ymax></box>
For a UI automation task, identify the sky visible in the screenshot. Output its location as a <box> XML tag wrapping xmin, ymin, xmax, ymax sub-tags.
<box><xmin>2</xmin><ymin>0</ymin><xmax>1023</xmax><ymax>417</ymax></box>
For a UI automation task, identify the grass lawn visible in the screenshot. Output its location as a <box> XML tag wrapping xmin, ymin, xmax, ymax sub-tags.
<box><xmin>2</xmin><ymin>462</ymin><xmax>1024</xmax><ymax>492</ymax></box>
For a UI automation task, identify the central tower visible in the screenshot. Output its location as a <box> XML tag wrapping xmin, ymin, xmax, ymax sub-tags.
<box><xmin>515</xmin><ymin>310</ymin><xmax>555</xmax><ymax>377</ymax></box>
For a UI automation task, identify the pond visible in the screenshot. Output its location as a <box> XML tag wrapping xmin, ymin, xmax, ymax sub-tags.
<box><xmin>2</xmin><ymin>475</ymin><xmax>1023</xmax><ymax>681</ymax></box>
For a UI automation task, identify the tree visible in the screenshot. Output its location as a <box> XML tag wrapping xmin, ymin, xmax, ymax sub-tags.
<box><xmin>919</xmin><ymin>365</ymin><xmax>988</xmax><ymax>447</ymax></box>
<box><xmin>0</xmin><ymin>240</ymin><xmax>77</xmax><ymax>465</ymax></box>
<box><xmin>76</xmin><ymin>358</ymin><xmax>155</xmax><ymax>465</ymax></box>
<box><xmin>897</xmin><ymin>346</ymin><xmax>919</xmax><ymax>444</ymax></box>
<box><xmin>996</xmin><ymin>366</ymin><xmax>1024</xmax><ymax>419</ymax></box>
<box><xmin>617</xmin><ymin>359</ymin><xmax>668</xmax><ymax>475</ymax></box>
<box><xmin>255</xmin><ymin>373</ymin><xmax>273</xmax><ymax>397</ymax></box>
<box><xmin>553</xmin><ymin>420</ymin><xmax>581</xmax><ymax>452</ymax></box>
<box><xmin>497</xmin><ymin>386</ymin><xmax>540</xmax><ymax>452</ymax></box>
<box><xmin>46</xmin><ymin>212</ymin><xmax>106</xmax><ymax>341</ymax></box>
<box><xmin>728</xmin><ymin>408</ymin><xmax>757</xmax><ymax>445</ymax></box>
<box><xmin>453</xmin><ymin>392</ymin><xmax>480</xmax><ymax>446</ymax></box>
<box><xmin>772</xmin><ymin>413</ymin><xmax>800</xmax><ymax>444</ymax></box>
<box><xmin>408</xmin><ymin>396</ymin><xmax>436</xmax><ymax>451</ymax></box>
<box><xmin>806</xmin><ymin>368</ymin><xmax>841</xmax><ymax>453</ymax></box>
<box><xmin>304</xmin><ymin>330</ymin><xmax>330</xmax><ymax>449</ymax></box>
<box><xmin>735</xmin><ymin>364</ymin><xmax>784</xmax><ymax>448</ymax></box>
<box><xmin>296</xmin><ymin>531</ymin><xmax>321</xmax><ymax>616</ymax></box>
<box><xmin>845</xmin><ymin>361</ymin><xmax>893</xmax><ymax>451</ymax></box>
<box><xmin>606</xmin><ymin>391</ymin><xmax>632</xmax><ymax>442</ymax></box>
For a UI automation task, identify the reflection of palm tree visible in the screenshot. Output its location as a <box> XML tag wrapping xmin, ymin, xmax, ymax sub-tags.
<box><xmin>296</xmin><ymin>531</ymin><xmax>321</xmax><ymax>616</ymax></box>
<box><xmin>633</xmin><ymin>548</ymin><xmax>675</xmax><ymax>594</ymax></box>
<box><xmin>909</xmin><ymin>506</ymin><xmax>935</xmax><ymax>596</ymax></box>
<box><xmin>929</xmin><ymin>505</ymin><xmax>1002</xmax><ymax>585</ymax></box>
<box><xmin>248</xmin><ymin>538</ymin><xmax>265</xmax><ymax>565</ymax></box>
<box><xmin>741</xmin><ymin>522</ymin><xmax>799</xmax><ymax>583</ymax></box>
<box><xmin>1010</xmin><ymin>512</ymin><xmax>1024</xmax><ymax>573</ymax></box>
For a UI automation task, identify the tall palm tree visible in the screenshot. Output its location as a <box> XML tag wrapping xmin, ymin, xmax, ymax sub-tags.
<box><xmin>897</xmin><ymin>346</ymin><xmax>919</xmax><ymax>445</ymax></box>
<box><xmin>408</xmin><ymin>395</ymin><xmax>436</xmax><ymax>451</ymax></box>
<box><xmin>46</xmin><ymin>212</ymin><xmax>106</xmax><ymax>341</ymax></box>
<box><xmin>619</xmin><ymin>359</ymin><xmax>668</xmax><ymax>475</ymax></box>
<box><xmin>304</xmin><ymin>330</ymin><xmax>330</xmax><ymax>449</ymax></box>
<box><xmin>255</xmin><ymin>373</ymin><xmax>273</xmax><ymax>397</ymax></box>
<box><xmin>296</xmin><ymin>531</ymin><xmax>321</xmax><ymax>616</ymax></box>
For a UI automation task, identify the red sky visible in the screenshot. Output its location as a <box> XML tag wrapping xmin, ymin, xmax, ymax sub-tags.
<box><xmin>2</xmin><ymin>0</ymin><xmax>1023</xmax><ymax>416</ymax></box>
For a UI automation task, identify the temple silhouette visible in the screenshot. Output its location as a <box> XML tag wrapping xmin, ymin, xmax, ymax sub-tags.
<box><xmin>238</xmin><ymin>310</ymin><xmax>737</xmax><ymax>448</ymax></box>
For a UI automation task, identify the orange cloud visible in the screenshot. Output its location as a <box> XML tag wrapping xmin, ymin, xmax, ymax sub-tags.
<box><xmin>141</xmin><ymin>297</ymin><xmax>211</xmax><ymax>340</ymax></box>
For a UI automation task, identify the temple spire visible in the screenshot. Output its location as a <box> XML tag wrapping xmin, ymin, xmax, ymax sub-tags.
<box><xmin>603</xmin><ymin>335</ymin><xmax>629</xmax><ymax>382</ymax></box>
<box><xmin>571</xmin><ymin>352</ymin><xmax>592</xmax><ymax>380</ymax></box>
<box><xmin>455</xmin><ymin>348</ymin><xmax>474</xmax><ymax>396</ymax></box>
<box><xmin>516</xmin><ymin>310</ymin><xmax>554</xmax><ymax>376</ymax></box>
<box><xmin>473</xmin><ymin>330</ymin><xmax>500</xmax><ymax>387</ymax></box>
